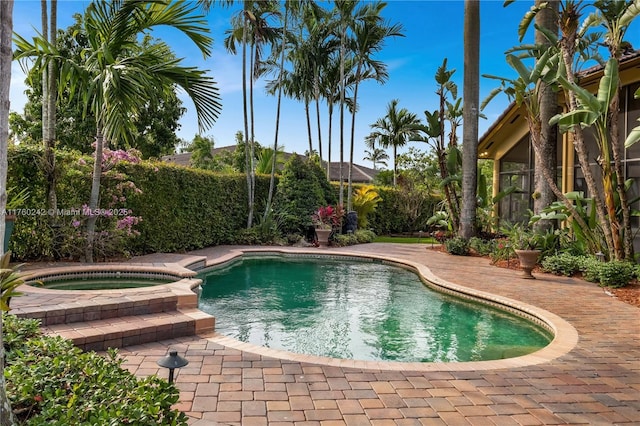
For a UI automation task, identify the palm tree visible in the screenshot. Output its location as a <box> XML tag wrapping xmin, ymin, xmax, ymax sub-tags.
<box><xmin>41</xmin><ymin>0</ymin><xmax>58</xmax><ymax>213</ymax></box>
<box><xmin>532</xmin><ymin>0</ymin><xmax>558</xmax><ymax>232</ymax></box>
<box><xmin>225</xmin><ymin>1</ymin><xmax>281</xmax><ymax>228</ymax></box>
<box><xmin>0</xmin><ymin>1</ymin><xmax>14</xmax><ymax>423</ymax></box>
<box><xmin>15</xmin><ymin>0</ymin><xmax>221</xmax><ymax>262</ymax></box>
<box><xmin>346</xmin><ymin>2</ymin><xmax>402</xmax><ymax>210</ymax></box>
<box><xmin>460</xmin><ymin>0</ymin><xmax>480</xmax><ymax>240</ymax></box>
<box><xmin>363</xmin><ymin>147</ymin><xmax>388</xmax><ymax>170</ymax></box>
<box><xmin>368</xmin><ymin>99</ymin><xmax>421</xmax><ymax>186</ymax></box>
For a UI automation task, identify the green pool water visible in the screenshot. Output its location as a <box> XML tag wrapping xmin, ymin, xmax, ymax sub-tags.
<box><xmin>198</xmin><ymin>256</ymin><xmax>552</xmax><ymax>363</ymax></box>
<box><xmin>40</xmin><ymin>277</ymin><xmax>173</xmax><ymax>290</ymax></box>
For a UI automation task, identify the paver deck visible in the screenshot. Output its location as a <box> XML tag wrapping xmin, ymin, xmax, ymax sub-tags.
<box><xmin>12</xmin><ymin>243</ymin><xmax>640</xmax><ymax>425</ymax></box>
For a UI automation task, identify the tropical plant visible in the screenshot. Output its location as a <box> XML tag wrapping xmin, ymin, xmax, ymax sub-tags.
<box><xmin>363</xmin><ymin>147</ymin><xmax>388</xmax><ymax>170</ymax></box>
<box><xmin>368</xmin><ymin>99</ymin><xmax>421</xmax><ymax>187</ymax></box>
<box><xmin>352</xmin><ymin>185</ymin><xmax>382</xmax><ymax>229</ymax></box>
<box><xmin>0</xmin><ymin>252</ymin><xmax>25</xmax><ymax>312</ymax></box>
<box><xmin>346</xmin><ymin>2</ymin><xmax>402</xmax><ymax>210</ymax></box>
<box><xmin>225</xmin><ymin>0</ymin><xmax>281</xmax><ymax>229</ymax></box>
<box><xmin>14</xmin><ymin>0</ymin><xmax>221</xmax><ymax>262</ymax></box>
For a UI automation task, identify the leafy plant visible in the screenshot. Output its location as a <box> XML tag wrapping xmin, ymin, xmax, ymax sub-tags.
<box><xmin>352</xmin><ymin>185</ymin><xmax>382</xmax><ymax>229</ymax></box>
<box><xmin>468</xmin><ymin>237</ymin><xmax>493</xmax><ymax>256</ymax></box>
<box><xmin>504</xmin><ymin>223</ymin><xmax>543</xmax><ymax>250</ymax></box>
<box><xmin>0</xmin><ymin>252</ymin><xmax>26</xmax><ymax>311</ymax></box>
<box><xmin>597</xmin><ymin>261</ymin><xmax>634</xmax><ymax>288</ymax></box>
<box><xmin>444</xmin><ymin>236</ymin><xmax>469</xmax><ymax>256</ymax></box>
<box><xmin>541</xmin><ymin>253</ymin><xmax>585</xmax><ymax>276</ymax></box>
<box><xmin>5</xmin><ymin>316</ymin><xmax>187</xmax><ymax>425</ymax></box>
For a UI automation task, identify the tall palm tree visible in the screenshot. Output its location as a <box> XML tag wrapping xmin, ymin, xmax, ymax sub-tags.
<box><xmin>41</xmin><ymin>0</ymin><xmax>57</xmax><ymax>213</ymax></box>
<box><xmin>225</xmin><ymin>1</ymin><xmax>280</xmax><ymax>228</ymax></box>
<box><xmin>15</xmin><ymin>0</ymin><xmax>222</xmax><ymax>262</ymax></box>
<box><xmin>346</xmin><ymin>2</ymin><xmax>402</xmax><ymax>209</ymax></box>
<box><xmin>533</xmin><ymin>0</ymin><xmax>558</xmax><ymax>232</ymax></box>
<box><xmin>0</xmin><ymin>1</ymin><xmax>14</xmax><ymax>423</ymax></box>
<box><xmin>368</xmin><ymin>99</ymin><xmax>421</xmax><ymax>186</ymax></box>
<box><xmin>460</xmin><ymin>0</ymin><xmax>480</xmax><ymax>240</ymax></box>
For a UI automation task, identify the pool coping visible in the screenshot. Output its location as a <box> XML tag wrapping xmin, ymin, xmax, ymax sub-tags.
<box><xmin>19</xmin><ymin>246</ymin><xmax>579</xmax><ymax>372</ymax></box>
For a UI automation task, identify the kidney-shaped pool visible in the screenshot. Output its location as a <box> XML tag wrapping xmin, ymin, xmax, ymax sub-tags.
<box><xmin>198</xmin><ymin>255</ymin><xmax>552</xmax><ymax>362</ymax></box>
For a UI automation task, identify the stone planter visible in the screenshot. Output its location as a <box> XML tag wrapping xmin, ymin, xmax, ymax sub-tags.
<box><xmin>515</xmin><ymin>249</ymin><xmax>541</xmax><ymax>279</ymax></box>
<box><xmin>315</xmin><ymin>228</ymin><xmax>332</xmax><ymax>247</ymax></box>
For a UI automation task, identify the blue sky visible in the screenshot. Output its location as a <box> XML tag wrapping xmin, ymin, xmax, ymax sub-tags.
<box><xmin>10</xmin><ymin>1</ymin><xmax>640</xmax><ymax>167</ymax></box>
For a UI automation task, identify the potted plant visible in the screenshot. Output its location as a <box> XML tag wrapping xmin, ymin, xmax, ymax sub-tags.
<box><xmin>508</xmin><ymin>224</ymin><xmax>543</xmax><ymax>279</ymax></box>
<box><xmin>312</xmin><ymin>205</ymin><xmax>344</xmax><ymax>247</ymax></box>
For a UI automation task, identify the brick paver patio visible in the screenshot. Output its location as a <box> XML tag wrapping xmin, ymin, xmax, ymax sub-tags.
<box><xmin>15</xmin><ymin>244</ymin><xmax>640</xmax><ymax>424</ymax></box>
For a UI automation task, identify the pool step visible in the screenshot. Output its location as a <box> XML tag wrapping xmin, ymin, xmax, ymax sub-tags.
<box><xmin>41</xmin><ymin>308</ymin><xmax>215</xmax><ymax>352</ymax></box>
<box><xmin>13</xmin><ymin>285</ymin><xmax>215</xmax><ymax>350</ymax></box>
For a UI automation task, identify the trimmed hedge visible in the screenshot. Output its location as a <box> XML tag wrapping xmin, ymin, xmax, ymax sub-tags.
<box><xmin>7</xmin><ymin>146</ymin><xmax>438</xmax><ymax>259</ymax></box>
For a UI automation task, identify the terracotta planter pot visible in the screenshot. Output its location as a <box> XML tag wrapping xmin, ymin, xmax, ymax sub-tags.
<box><xmin>515</xmin><ymin>249</ymin><xmax>540</xmax><ymax>279</ymax></box>
<box><xmin>315</xmin><ymin>228</ymin><xmax>332</xmax><ymax>247</ymax></box>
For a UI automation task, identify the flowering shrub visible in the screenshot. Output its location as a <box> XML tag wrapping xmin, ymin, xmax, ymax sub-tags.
<box><xmin>312</xmin><ymin>205</ymin><xmax>344</xmax><ymax>229</ymax></box>
<box><xmin>55</xmin><ymin>148</ymin><xmax>143</xmax><ymax>260</ymax></box>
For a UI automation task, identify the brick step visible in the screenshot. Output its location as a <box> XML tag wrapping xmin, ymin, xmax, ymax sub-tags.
<box><xmin>42</xmin><ymin>308</ymin><xmax>215</xmax><ymax>352</ymax></box>
<box><xmin>16</xmin><ymin>293</ymin><xmax>192</xmax><ymax>326</ymax></box>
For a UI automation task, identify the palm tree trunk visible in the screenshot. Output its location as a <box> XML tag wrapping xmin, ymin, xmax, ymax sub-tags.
<box><xmin>347</xmin><ymin>64</ymin><xmax>362</xmax><ymax>211</ymax></box>
<box><xmin>315</xmin><ymin>90</ymin><xmax>322</xmax><ymax>162</ymax></box>
<box><xmin>248</xmin><ymin>40</ymin><xmax>256</xmax><ymax>229</ymax></box>
<box><xmin>0</xmin><ymin>1</ymin><xmax>16</xmax><ymax>422</ymax></box>
<box><xmin>242</xmin><ymin>8</ymin><xmax>252</xmax><ymax>228</ymax></box>
<box><xmin>533</xmin><ymin>0</ymin><xmax>557</xmax><ymax>232</ymax></box>
<box><xmin>85</xmin><ymin>128</ymin><xmax>103</xmax><ymax>264</ymax></box>
<box><xmin>266</xmin><ymin>4</ymin><xmax>288</xmax><ymax>220</ymax></box>
<box><xmin>460</xmin><ymin>0</ymin><xmax>479</xmax><ymax>240</ymax></box>
<box><xmin>46</xmin><ymin>0</ymin><xmax>57</xmax><ymax>212</ymax></box>
<box><xmin>327</xmin><ymin>103</ymin><xmax>333</xmax><ymax>179</ymax></box>
<box><xmin>338</xmin><ymin>24</ymin><xmax>346</xmax><ymax>208</ymax></box>
<box><xmin>305</xmin><ymin>98</ymin><xmax>313</xmax><ymax>155</ymax></box>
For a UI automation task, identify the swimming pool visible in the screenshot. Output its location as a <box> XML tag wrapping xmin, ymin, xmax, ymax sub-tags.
<box><xmin>198</xmin><ymin>256</ymin><xmax>552</xmax><ymax>362</ymax></box>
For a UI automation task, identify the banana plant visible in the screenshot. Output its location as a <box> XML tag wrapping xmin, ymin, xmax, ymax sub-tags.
<box><xmin>550</xmin><ymin>58</ymin><xmax>624</xmax><ymax>258</ymax></box>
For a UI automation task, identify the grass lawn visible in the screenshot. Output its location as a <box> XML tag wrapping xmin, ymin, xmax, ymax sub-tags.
<box><xmin>373</xmin><ymin>235</ymin><xmax>437</xmax><ymax>244</ymax></box>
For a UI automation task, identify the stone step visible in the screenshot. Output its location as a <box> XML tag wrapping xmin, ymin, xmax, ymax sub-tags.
<box><xmin>42</xmin><ymin>308</ymin><xmax>215</xmax><ymax>352</ymax></box>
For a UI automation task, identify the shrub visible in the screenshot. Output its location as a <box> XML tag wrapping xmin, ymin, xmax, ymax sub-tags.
<box><xmin>273</xmin><ymin>156</ymin><xmax>333</xmax><ymax>234</ymax></box>
<box><xmin>4</xmin><ymin>315</ymin><xmax>187</xmax><ymax>425</ymax></box>
<box><xmin>445</xmin><ymin>237</ymin><xmax>469</xmax><ymax>256</ymax></box>
<box><xmin>598</xmin><ymin>261</ymin><xmax>634</xmax><ymax>288</ymax></box>
<box><xmin>330</xmin><ymin>230</ymin><xmax>375</xmax><ymax>247</ymax></box>
<box><xmin>582</xmin><ymin>257</ymin><xmax>602</xmax><ymax>283</ymax></box>
<box><xmin>541</xmin><ymin>253</ymin><xmax>584</xmax><ymax>276</ymax></box>
<box><xmin>469</xmin><ymin>237</ymin><xmax>493</xmax><ymax>256</ymax></box>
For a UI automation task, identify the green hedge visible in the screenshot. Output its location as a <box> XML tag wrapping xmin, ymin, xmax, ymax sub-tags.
<box><xmin>7</xmin><ymin>146</ymin><xmax>273</xmax><ymax>258</ymax></box>
<box><xmin>119</xmin><ymin>163</ymin><xmax>271</xmax><ymax>253</ymax></box>
<box><xmin>7</xmin><ymin>146</ymin><xmax>437</xmax><ymax>258</ymax></box>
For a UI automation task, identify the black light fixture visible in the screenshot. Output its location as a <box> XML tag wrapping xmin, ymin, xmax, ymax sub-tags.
<box><xmin>157</xmin><ymin>350</ymin><xmax>189</xmax><ymax>383</ymax></box>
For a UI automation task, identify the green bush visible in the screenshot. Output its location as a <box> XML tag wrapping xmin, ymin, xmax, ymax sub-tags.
<box><xmin>541</xmin><ymin>253</ymin><xmax>584</xmax><ymax>276</ymax></box>
<box><xmin>469</xmin><ymin>237</ymin><xmax>493</xmax><ymax>256</ymax></box>
<box><xmin>582</xmin><ymin>257</ymin><xmax>602</xmax><ymax>283</ymax></box>
<box><xmin>445</xmin><ymin>237</ymin><xmax>469</xmax><ymax>256</ymax></box>
<box><xmin>332</xmin><ymin>230</ymin><xmax>376</xmax><ymax>247</ymax></box>
<box><xmin>598</xmin><ymin>261</ymin><xmax>634</xmax><ymax>288</ymax></box>
<box><xmin>4</xmin><ymin>314</ymin><xmax>186</xmax><ymax>425</ymax></box>
<box><xmin>273</xmin><ymin>156</ymin><xmax>334</xmax><ymax>235</ymax></box>
<box><xmin>368</xmin><ymin>186</ymin><xmax>438</xmax><ymax>235</ymax></box>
